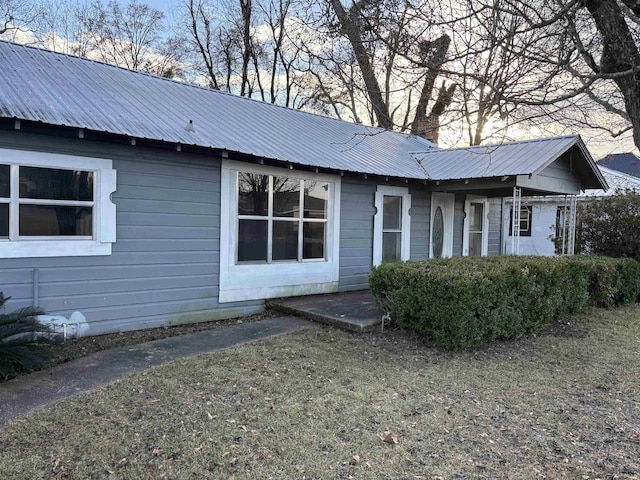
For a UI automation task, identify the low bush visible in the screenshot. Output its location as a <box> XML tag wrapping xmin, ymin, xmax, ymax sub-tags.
<box><xmin>370</xmin><ymin>256</ymin><xmax>640</xmax><ymax>350</ymax></box>
<box><xmin>0</xmin><ymin>293</ymin><xmax>58</xmax><ymax>380</ymax></box>
<box><xmin>579</xmin><ymin>190</ymin><xmax>640</xmax><ymax>262</ymax></box>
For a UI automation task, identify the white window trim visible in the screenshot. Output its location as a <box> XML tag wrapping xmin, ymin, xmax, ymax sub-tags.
<box><xmin>219</xmin><ymin>160</ymin><xmax>341</xmax><ymax>303</ymax></box>
<box><xmin>430</xmin><ymin>192</ymin><xmax>455</xmax><ymax>258</ymax></box>
<box><xmin>373</xmin><ymin>185</ymin><xmax>411</xmax><ymax>266</ymax></box>
<box><xmin>462</xmin><ymin>195</ymin><xmax>490</xmax><ymax>257</ymax></box>
<box><xmin>0</xmin><ymin>148</ymin><xmax>116</xmax><ymax>258</ymax></box>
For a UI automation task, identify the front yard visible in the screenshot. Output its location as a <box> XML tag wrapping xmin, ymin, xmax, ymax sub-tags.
<box><xmin>1</xmin><ymin>306</ymin><xmax>639</xmax><ymax>479</ymax></box>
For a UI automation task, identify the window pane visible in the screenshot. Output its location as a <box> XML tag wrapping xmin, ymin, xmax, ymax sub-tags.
<box><xmin>238</xmin><ymin>173</ymin><xmax>268</xmax><ymax>216</ymax></box>
<box><xmin>20</xmin><ymin>205</ymin><xmax>92</xmax><ymax>236</ymax></box>
<box><xmin>20</xmin><ymin>167</ymin><xmax>93</xmax><ymax>201</ymax></box>
<box><xmin>432</xmin><ymin>206</ymin><xmax>444</xmax><ymax>258</ymax></box>
<box><xmin>304</xmin><ymin>182</ymin><xmax>328</xmax><ymax>219</ymax></box>
<box><xmin>0</xmin><ymin>203</ymin><xmax>8</xmax><ymax>238</ymax></box>
<box><xmin>469</xmin><ymin>202</ymin><xmax>484</xmax><ymax>231</ymax></box>
<box><xmin>0</xmin><ymin>164</ymin><xmax>9</xmax><ymax>198</ymax></box>
<box><xmin>238</xmin><ymin>219</ymin><xmax>268</xmax><ymax>262</ymax></box>
<box><xmin>303</xmin><ymin>222</ymin><xmax>325</xmax><ymax>259</ymax></box>
<box><xmin>273</xmin><ymin>177</ymin><xmax>300</xmax><ymax>218</ymax></box>
<box><xmin>382</xmin><ymin>231</ymin><xmax>401</xmax><ymax>263</ymax></box>
<box><xmin>469</xmin><ymin>232</ymin><xmax>483</xmax><ymax>256</ymax></box>
<box><xmin>383</xmin><ymin>195</ymin><xmax>402</xmax><ymax>230</ymax></box>
<box><xmin>273</xmin><ymin>220</ymin><xmax>298</xmax><ymax>261</ymax></box>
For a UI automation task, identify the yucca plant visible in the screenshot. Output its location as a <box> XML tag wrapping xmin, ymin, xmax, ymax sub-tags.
<box><xmin>0</xmin><ymin>293</ymin><xmax>59</xmax><ymax>380</ymax></box>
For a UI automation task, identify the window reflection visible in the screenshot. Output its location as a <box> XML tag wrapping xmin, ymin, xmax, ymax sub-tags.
<box><xmin>20</xmin><ymin>205</ymin><xmax>92</xmax><ymax>236</ymax></box>
<box><xmin>0</xmin><ymin>164</ymin><xmax>9</xmax><ymax>198</ymax></box>
<box><xmin>383</xmin><ymin>196</ymin><xmax>402</xmax><ymax>230</ymax></box>
<box><xmin>238</xmin><ymin>219</ymin><xmax>268</xmax><ymax>262</ymax></box>
<box><xmin>238</xmin><ymin>173</ymin><xmax>268</xmax><ymax>216</ymax></box>
<box><xmin>20</xmin><ymin>167</ymin><xmax>93</xmax><ymax>201</ymax></box>
<box><xmin>304</xmin><ymin>182</ymin><xmax>327</xmax><ymax>219</ymax></box>
<box><xmin>273</xmin><ymin>177</ymin><xmax>300</xmax><ymax>217</ymax></box>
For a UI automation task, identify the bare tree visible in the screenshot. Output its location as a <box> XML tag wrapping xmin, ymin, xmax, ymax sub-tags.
<box><xmin>467</xmin><ymin>0</ymin><xmax>640</xmax><ymax>150</ymax></box>
<box><xmin>70</xmin><ymin>0</ymin><xmax>186</xmax><ymax>77</ymax></box>
<box><xmin>0</xmin><ymin>0</ymin><xmax>42</xmax><ymax>38</ymax></box>
<box><xmin>183</xmin><ymin>0</ymin><xmax>304</xmax><ymax>106</ymax></box>
<box><xmin>295</xmin><ymin>0</ymin><xmax>455</xmax><ymax>142</ymax></box>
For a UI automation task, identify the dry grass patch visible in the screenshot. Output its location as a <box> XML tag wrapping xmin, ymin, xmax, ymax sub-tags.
<box><xmin>1</xmin><ymin>306</ymin><xmax>639</xmax><ymax>479</ymax></box>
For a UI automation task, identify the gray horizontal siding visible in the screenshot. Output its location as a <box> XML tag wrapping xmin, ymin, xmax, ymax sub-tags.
<box><xmin>488</xmin><ymin>197</ymin><xmax>503</xmax><ymax>256</ymax></box>
<box><xmin>453</xmin><ymin>193</ymin><xmax>465</xmax><ymax>256</ymax></box>
<box><xmin>339</xmin><ymin>179</ymin><xmax>375</xmax><ymax>292</ymax></box>
<box><xmin>0</xmin><ymin>131</ymin><xmax>262</xmax><ymax>335</ymax></box>
<box><xmin>409</xmin><ymin>187</ymin><xmax>430</xmax><ymax>261</ymax></box>
<box><xmin>338</xmin><ymin>180</ymin><xmax>431</xmax><ymax>292</ymax></box>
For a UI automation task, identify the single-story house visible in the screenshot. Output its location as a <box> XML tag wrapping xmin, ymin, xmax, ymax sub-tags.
<box><xmin>502</xmin><ymin>165</ymin><xmax>640</xmax><ymax>256</ymax></box>
<box><xmin>598</xmin><ymin>152</ymin><xmax>640</xmax><ymax>178</ymax></box>
<box><xmin>0</xmin><ymin>41</ymin><xmax>607</xmax><ymax>336</ymax></box>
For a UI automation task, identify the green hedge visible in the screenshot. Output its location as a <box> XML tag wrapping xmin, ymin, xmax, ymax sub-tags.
<box><xmin>369</xmin><ymin>256</ymin><xmax>640</xmax><ymax>350</ymax></box>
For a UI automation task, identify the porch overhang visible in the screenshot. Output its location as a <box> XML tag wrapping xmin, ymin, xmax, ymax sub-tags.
<box><xmin>420</xmin><ymin>135</ymin><xmax>608</xmax><ymax>196</ymax></box>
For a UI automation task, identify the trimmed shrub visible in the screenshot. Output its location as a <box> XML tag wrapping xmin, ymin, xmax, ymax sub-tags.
<box><xmin>0</xmin><ymin>293</ymin><xmax>58</xmax><ymax>380</ymax></box>
<box><xmin>579</xmin><ymin>190</ymin><xmax>640</xmax><ymax>261</ymax></box>
<box><xmin>369</xmin><ymin>256</ymin><xmax>640</xmax><ymax>351</ymax></box>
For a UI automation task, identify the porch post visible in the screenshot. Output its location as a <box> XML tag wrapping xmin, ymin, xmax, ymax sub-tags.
<box><xmin>511</xmin><ymin>186</ymin><xmax>522</xmax><ymax>255</ymax></box>
<box><xmin>561</xmin><ymin>195</ymin><xmax>568</xmax><ymax>255</ymax></box>
<box><xmin>568</xmin><ymin>195</ymin><xmax>577</xmax><ymax>255</ymax></box>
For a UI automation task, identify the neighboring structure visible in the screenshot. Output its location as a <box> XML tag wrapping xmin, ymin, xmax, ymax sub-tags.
<box><xmin>598</xmin><ymin>152</ymin><xmax>640</xmax><ymax>177</ymax></box>
<box><xmin>502</xmin><ymin>166</ymin><xmax>640</xmax><ymax>256</ymax></box>
<box><xmin>0</xmin><ymin>41</ymin><xmax>607</xmax><ymax>335</ymax></box>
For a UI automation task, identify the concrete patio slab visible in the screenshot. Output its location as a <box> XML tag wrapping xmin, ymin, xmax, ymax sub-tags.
<box><xmin>268</xmin><ymin>290</ymin><xmax>383</xmax><ymax>332</ymax></box>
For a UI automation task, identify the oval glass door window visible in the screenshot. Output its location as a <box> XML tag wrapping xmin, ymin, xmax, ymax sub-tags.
<box><xmin>432</xmin><ymin>206</ymin><xmax>444</xmax><ymax>258</ymax></box>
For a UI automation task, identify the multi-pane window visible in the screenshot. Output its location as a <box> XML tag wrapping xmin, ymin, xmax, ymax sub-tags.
<box><xmin>236</xmin><ymin>172</ymin><xmax>328</xmax><ymax>263</ymax></box>
<box><xmin>509</xmin><ymin>205</ymin><xmax>532</xmax><ymax>237</ymax></box>
<box><xmin>0</xmin><ymin>164</ymin><xmax>94</xmax><ymax>240</ymax></box>
<box><xmin>382</xmin><ymin>195</ymin><xmax>402</xmax><ymax>263</ymax></box>
<box><xmin>467</xmin><ymin>201</ymin><xmax>485</xmax><ymax>256</ymax></box>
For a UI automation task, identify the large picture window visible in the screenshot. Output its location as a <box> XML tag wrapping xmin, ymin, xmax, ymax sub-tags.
<box><xmin>0</xmin><ymin>149</ymin><xmax>116</xmax><ymax>258</ymax></box>
<box><xmin>219</xmin><ymin>161</ymin><xmax>340</xmax><ymax>303</ymax></box>
<box><xmin>236</xmin><ymin>173</ymin><xmax>328</xmax><ymax>263</ymax></box>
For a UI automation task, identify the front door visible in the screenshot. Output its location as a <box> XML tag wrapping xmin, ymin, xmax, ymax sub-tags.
<box><xmin>463</xmin><ymin>196</ymin><xmax>489</xmax><ymax>256</ymax></box>
<box><xmin>430</xmin><ymin>193</ymin><xmax>455</xmax><ymax>258</ymax></box>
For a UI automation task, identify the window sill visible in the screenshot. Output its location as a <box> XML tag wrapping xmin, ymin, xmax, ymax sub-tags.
<box><xmin>0</xmin><ymin>240</ymin><xmax>112</xmax><ymax>258</ymax></box>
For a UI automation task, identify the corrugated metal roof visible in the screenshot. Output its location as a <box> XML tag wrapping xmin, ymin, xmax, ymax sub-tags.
<box><xmin>0</xmin><ymin>41</ymin><xmax>434</xmax><ymax>179</ymax></box>
<box><xmin>598</xmin><ymin>153</ymin><xmax>640</xmax><ymax>177</ymax></box>
<box><xmin>583</xmin><ymin>166</ymin><xmax>640</xmax><ymax>197</ymax></box>
<box><xmin>414</xmin><ymin>135</ymin><xmax>585</xmax><ymax>179</ymax></box>
<box><xmin>0</xmin><ymin>41</ymin><xmax>607</xmax><ymax>191</ymax></box>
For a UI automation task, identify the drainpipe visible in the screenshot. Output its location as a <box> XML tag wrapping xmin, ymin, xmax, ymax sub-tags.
<box><xmin>32</xmin><ymin>268</ymin><xmax>39</xmax><ymax>308</ymax></box>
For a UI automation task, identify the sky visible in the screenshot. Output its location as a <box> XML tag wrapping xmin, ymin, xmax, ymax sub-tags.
<box><xmin>138</xmin><ymin>0</ymin><xmax>638</xmax><ymax>158</ymax></box>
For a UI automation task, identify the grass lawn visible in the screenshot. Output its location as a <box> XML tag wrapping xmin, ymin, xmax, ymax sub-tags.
<box><xmin>1</xmin><ymin>306</ymin><xmax>639</xmax><ymax>479</ymax></box>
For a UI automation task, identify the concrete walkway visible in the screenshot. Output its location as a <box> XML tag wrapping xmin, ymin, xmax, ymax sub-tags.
<box><xmin>0</xmin><ymin>316</ymin><xmax>310</xmax><ymax>429</ymax></box>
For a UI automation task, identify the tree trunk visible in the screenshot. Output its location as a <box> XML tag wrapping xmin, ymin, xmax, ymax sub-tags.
<box><xmin>584</xmin><ymin>0</ymin><xmax>640</xmax><ymax>150</ymax></box>
<box><xmin>330</xmin><ymin>0</ymin><xmax>393</xmax><ymax>129</ymax></box>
